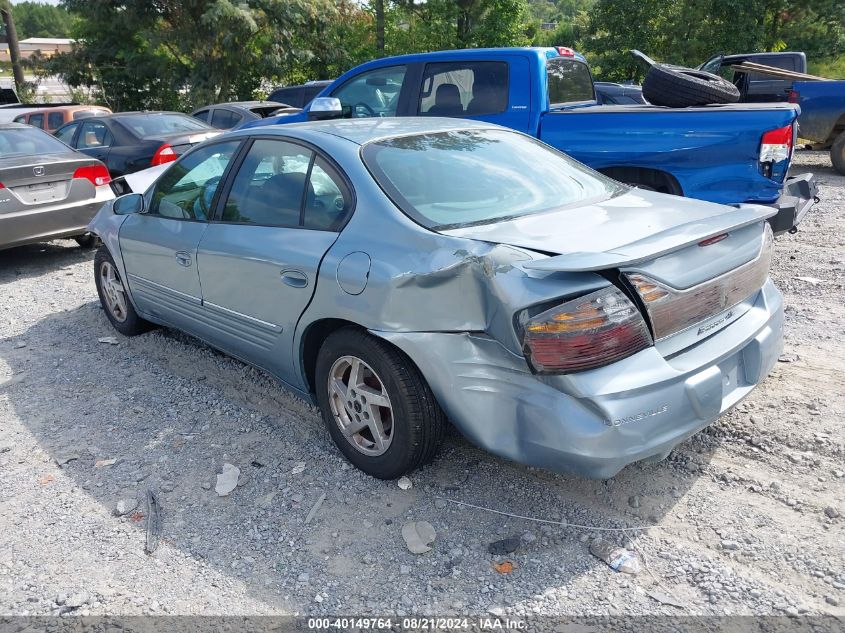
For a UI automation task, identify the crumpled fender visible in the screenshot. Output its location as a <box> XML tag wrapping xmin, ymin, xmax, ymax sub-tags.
<box><xmin>87</xmin><ymin>201</ymin><xmax>139</xmax><ymax>310</ymax></box>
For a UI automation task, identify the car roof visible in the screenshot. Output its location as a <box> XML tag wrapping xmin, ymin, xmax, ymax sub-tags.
<box><xmin>232</xmin><ymin>117</ymin><xmax>499</xmax><ymax>146</ymax></box>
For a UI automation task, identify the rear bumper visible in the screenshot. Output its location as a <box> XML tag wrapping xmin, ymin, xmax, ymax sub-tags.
<box><xmin>764</xmin><ymin>172</ymin><xmax>817</xmax><ymax>235</ymax></box>
<box><xmin>375</xmin><ymin>280</ymin><xmax>783</xmax><ymax>479</ymax></box>
<box><xmin>0</xmin><ymin>189</ymin><xmax>113</xmax><ymax>251</ymax></box>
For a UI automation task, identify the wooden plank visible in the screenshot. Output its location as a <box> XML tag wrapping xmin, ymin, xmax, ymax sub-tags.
<box><xmin>730</xmin><ymin>62</ymin><xmax>830</xmax><ymax>82</ymax></box>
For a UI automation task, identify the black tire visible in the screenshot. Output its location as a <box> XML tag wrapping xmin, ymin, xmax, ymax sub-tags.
<box><xmin>831</xmin><ymin>131</ymin><xmax>845</xmax><ymax>176</ymax></box>
<box><xmin>315</xmin><ymin>327</ymin><xmax>446</xmax><ymax>479</ymax></box>
<box><xmin>643</xmin><ymin>64</ymin><xmax>740</xmax><ymax>108</ymax></box>
<box><xmin>93</xmin><ymin>246</ymin><xmax>152</xmax><ymax>336</ymax></box>
<box><xmin>74</xmin><ymin>233</ymin><xmax>99</xmax><ymax>249</ymax></box>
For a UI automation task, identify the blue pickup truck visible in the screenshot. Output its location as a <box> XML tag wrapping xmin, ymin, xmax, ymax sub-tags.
<box><xmin>245</xmin><ymin>47</ymin><xmax>816</xmax><ymax>234</ymax></box>
<box><xmin>787</xmin><ymin>81</ymin><xmax>845</xmax><ymax>175</ymax></box>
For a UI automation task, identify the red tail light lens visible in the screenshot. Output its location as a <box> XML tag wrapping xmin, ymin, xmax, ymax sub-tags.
<box><xmin>788</xmin><ymin>90</ymin><xmax>799</xmax><ymax>104</ymax></box>
<box><xmin>151</xmin><ymin>144</ymin><xmax>177</xmax><ymax>166</ymax></box>
<box><xmin>759</xmin><ymin>124</ymin><xmax>793</xmax><ymax>162</ymax></box>
<box><xmin>73</xmin><ymin>164</ymin><xmax>111</xmax><ymax>187</ymax></box>
<box><xmin>521</xmin><ymin>286</ymin><xmax>652</xmax><ymax>373</ymax></box>
<box><xmin>0</xmin><ymin>182</ymin><xmax>4</xmax><ymax>189</ymax></box>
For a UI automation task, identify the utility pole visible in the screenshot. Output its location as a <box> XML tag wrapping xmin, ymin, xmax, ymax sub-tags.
<box><xmin>375</xmin><ymin>0</ymin><xmax>385</xmax><ymax>57</ymax></box>
<box><xmin>0</xmin><ymin>0</ymin><xmax>25</xmax><ymax>92</ymax></box>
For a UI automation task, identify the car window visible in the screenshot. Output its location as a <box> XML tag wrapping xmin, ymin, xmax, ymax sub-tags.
<box><xmin>47</xmin><ymin>111</ymin><xmax>65</xmax><ymax>130</ymax></box>
<box><xmin>211</xmin><ymin>109</ymin><xmax>242</xmax><ymax>129</ymax></box>
<box><xmin>331</xmin><ymin>66</ymin><xmax>406</xmax><ymax>118</ymax></box>
<box><xmin>221</xmin><ymin>139</ymin><xmax>312</xmax><ymax>227</ymax></box>
<box><xmin>113</xmin><ymin>113</ymin><xmax>209</xmax><ymax>138</ymax></box>
<box><xmin>193</xmin><ymin>109</ymin><xmax>210</xmax><ymax>123</ymax></box>
<box><xmin>28</xmin><ymin>113</ymin><xmax>45</xmax><ymax>129</ymax></box>
<box><xmin>547</xmin><ymin>58</ymin><xmax>595</xmax><ymax>105</ymax></box>
<box><xmin>73</xmin><ymin>109</ymin><xmax>110</xmax><ymax>120</ymax></box>
<box><xmin>303</xmin><ymin>157</ymin><xmax>351</xmax><ymax>231</ymax></box>
<box><xmin>147</xmin><ymin>141</ymin><xmax>241</xmax><ymax>221</ymax></box>
<box><xmin>0</xmin><ymin>126</ymin><xmax>74</xmax><ymax>156</ymax></box>
<box><xmin>55</xmin><ymin>122</ymin><xmax>80</xmax><ymax>145</ymax></box>
<box><xmin>363</xmin><ymin>128</ymin><xmax>625</xmax><ymax>230</ymax></box>
<box><xmin>418</xmin><ymin>62</ymin><xmax>508</xmax><ymax>117</ymax></box>
<box><xmin>270</xmin><ymin>88</ymin><xmax>299</xmax><ymax>107</ymax></box>
<box><xmin>13</xmin><ymin>115</ymin><xmax>26</xmax><ymax>123</ymax></box>
<box><xmin>78</xmin><ymin>120</ymin><xmax>113</xmax><ymax>149</ymax></box>
<box><xmin>303</xmin><ymin>85</ymin><xmax>325</xmax><ymax>107</ymax></box>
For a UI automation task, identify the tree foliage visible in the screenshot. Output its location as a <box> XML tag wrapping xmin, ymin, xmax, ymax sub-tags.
<box><xmin>37</xmin><ymin>0</ymin><xmax>845</xmax><ymax>110</ymax></box>
<box><xmin>9</xmin><ymin>1</ymin><xmax>74</xmax><ymax>39</ymax></box>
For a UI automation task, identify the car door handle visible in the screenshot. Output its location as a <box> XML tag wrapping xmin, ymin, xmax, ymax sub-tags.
<box><xmin>175</xmin><ymin>252</ymin><xmax>192</xmax><ymax>267</ymax></box>
<box><xmin>280</xmin><ymin>269</ymin><xmax>308</xmax><ymax>288</ymax></box>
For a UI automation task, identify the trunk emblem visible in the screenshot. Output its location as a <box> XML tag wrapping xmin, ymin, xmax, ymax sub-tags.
<box><xmin>698</xmin><ymin>233</ymin><xmax>728</xmax><ymax>247</ymax></box>
<box><xmin>33</xmin><ymin>166</ymin><xmax>45</xmax><ymax>177</ymax></box>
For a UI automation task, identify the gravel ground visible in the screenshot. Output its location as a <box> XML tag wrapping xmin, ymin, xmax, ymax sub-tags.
<box><xmin>0</xmin><ymin>151</ymin><xmax>842</xmax><ymax>618</ymax></box>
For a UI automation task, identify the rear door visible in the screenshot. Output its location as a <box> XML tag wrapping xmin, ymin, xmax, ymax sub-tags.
<box><xmin>76</xmin><ymin>119</ymin><xmax>113</xmax><ymax>163</ymax></box>
<box><xmin>196</xmin><ymin>137</ymin><xmax>352</xmax><ymax>383</ymax></box>
<box><xmin>119</xmin><ymin>140</ymin><xmax>242</xmax><ymax>331</ymax></box>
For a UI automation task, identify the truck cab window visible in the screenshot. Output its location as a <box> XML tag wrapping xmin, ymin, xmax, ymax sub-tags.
<box><xmin>418</xmin><ymin>61</ymin><xmax>509</xmax><ymax>117</ymax></box>
<box><xmin>547</xmin><ymin>58</ymin><xmax>595</xmax><ymax>105</ymax></box>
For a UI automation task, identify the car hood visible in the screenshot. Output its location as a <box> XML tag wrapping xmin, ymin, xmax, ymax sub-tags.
<box><xmin>440</xmin><ymin>188</ymin><xmax>776</xmax><ymax>270</ymax></box>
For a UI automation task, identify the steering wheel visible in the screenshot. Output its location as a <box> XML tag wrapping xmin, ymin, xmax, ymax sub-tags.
<box><xmin>353</xmin><ymin>102</ymin><xmax>376</xmax><ymax>117</ymax></box>
<box><xmin>193</xmin><ymin>176</ymin><xmax>222</xmax><ymax>219</ymax></box>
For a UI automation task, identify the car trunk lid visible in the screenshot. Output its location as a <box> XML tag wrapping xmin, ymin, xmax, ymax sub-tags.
<box><xmin>441</xmin><ymin>189</ymin><xmax>776</xmax><ymax>348</ymax></box>
<box><xmin>0</xmin><ymin>153</ymin><xmax>103</xmax><ymax>206</ymax></box>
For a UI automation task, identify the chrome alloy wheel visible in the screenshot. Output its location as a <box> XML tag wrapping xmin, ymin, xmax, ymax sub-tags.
<box><xmin>99</xmin><ymin>260</ymin><xmax>128</xmax><ymax>323</ymax></box>
<box><xmin>327</xmin><ymin>355</ymin><xmax>394</xmax><ymax>456</ymax></box>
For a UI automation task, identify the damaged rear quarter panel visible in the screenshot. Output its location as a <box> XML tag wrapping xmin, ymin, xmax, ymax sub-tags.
<box><xmin>294</xmin><ymin>171</ymin><xmax>610</xmax><ymax>387</ymax></box>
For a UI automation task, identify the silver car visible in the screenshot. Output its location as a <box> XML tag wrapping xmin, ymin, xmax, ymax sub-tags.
<box><xmin>88</xmin><ymin>119</ymin><xmax>783</xmax><ymax>480</ymax></box>
<box><xmin>0</xmin><ymin>122</ymin><xmax>114</xmax><ymax>250</ymax></box>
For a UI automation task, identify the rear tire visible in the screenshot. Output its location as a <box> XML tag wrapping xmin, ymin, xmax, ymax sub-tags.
<box><xmin>831</xmin><ymin>131</ymin><xmax>845</xmax><ymax>176</ymax></box>
<box><xmin>93</xmin><ymin>246</ymin><xmax>152</xmax><ymax>336</ymax></box>
<box><xmin>643</xmin><ymin>64</ymin><xmax>740</xmax><ymax>108</ymax></box>
<box><xmin>315</xmin><ymin>327</ymin><xmax>446</xmax><ymax>479</ymax></box>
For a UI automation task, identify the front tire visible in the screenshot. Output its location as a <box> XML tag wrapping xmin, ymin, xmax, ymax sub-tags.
<box><xmin>93</xmin><ymin>246</ymin><xmax>152</xmax><ymax>336</ymax></box>
<box><xmin>74</xmin><ymin>233</ymin><xmax>99</xmax><ymax>249</ymax></box>
<box><xmin>315</xmin><ymin>327</ymin><xmax>446</xmax><ymax>479</ymax></box>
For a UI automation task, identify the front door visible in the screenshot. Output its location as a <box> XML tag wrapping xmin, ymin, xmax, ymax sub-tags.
<box><xmin>76</xmin><ymin>119</ymin><xmax>113</xmax><ymax>164</ymax></box>
<box><xmin>196</xmin><ymin>138</ymin><xmax>353</xmax><ymax>384</ymax></box>
<box><xmin>119</xmin><ymin>140</ymin><xmax>241</xmax><ymax>332</ymax></box>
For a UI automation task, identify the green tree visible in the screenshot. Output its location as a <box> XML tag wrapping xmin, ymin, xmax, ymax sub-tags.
<box><xmin>10</xmin><ymin>1</ymin><xmax>74</xmax><ymax>39</ymax></box>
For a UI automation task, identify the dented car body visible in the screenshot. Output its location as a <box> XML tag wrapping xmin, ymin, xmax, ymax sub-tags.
<box><xmin>89</xmin><ymin>118</ymin><xmax>784</xmax><ymax>479</ymax></box>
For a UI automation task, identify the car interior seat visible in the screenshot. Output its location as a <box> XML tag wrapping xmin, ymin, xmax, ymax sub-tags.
<box><xmin>427</xmin><ymin>84</ymin><xmax>464</xmax><ymax>116</ymax></box>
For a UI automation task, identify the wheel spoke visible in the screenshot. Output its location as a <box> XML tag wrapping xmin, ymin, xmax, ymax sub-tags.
<box><xmin>348</xmin><ymin>358</ymin><xmax>363</xmax><ymax>390</ymax></box>
<box><xmin>368</xmin><ymin>417</ymin><xmax>388</xmax><ymax>452</ymax></box>
<box><xmin>357</xmin><ymin>383</ymin><xmax>390</xmax><ymax>408</ymax></box>
<box><xmin>329</xmin><ymin>377</ymin><xmax>348</xmax><ymax>402</ymax></box>
<box><xmin>341</xmin><ymin>417</ymin><xmax>368</xmax><ymax>437</ymax></box>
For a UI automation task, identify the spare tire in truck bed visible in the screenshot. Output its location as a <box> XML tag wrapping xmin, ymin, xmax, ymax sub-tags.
<box><xmin>643</xmin><ymin>64</ymin><xmax>740</xmax><ymax>107</ymax></box>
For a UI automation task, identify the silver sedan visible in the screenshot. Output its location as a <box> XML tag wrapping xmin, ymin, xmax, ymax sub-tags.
<box><xmin>0</xmin><ymin>122</ymin><xmax>114</xmax><ymax>250</ymax></box>
<box><xmin>88</xmin><ymin>118</ymin><xmax>783</xmax><ymax>480</ymax></box>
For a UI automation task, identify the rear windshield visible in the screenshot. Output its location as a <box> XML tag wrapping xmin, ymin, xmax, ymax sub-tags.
<box><xmin>114</xmin><ymin>113</ymin><xmax>209</xmax><ymax>138</ymax></box>
<box><xmin>547</xmin><ymin>58</ymin><xmax>595</xmax><ymax>105</ymax></box>
<box><xmin>73</xmin><ymin>109</ymin><xmax>110</xmax><ymax>120</ymax></box>
<box><xmin>0</xmin><ymin>126</ymin><xmax>71</xmax><ymax>157</ymax></box>
<box><xmin>362</xmin><ymin>128</ymin><xmax>624</xmax><ymax>230</ymax></box>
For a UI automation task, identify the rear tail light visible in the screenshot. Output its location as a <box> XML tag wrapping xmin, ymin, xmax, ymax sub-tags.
<box><xmin>788</xmin><ymin>90</ymin><xmax>799</xmax><ymax>104</ymax></box>
<box><xmin>151</xmin><ymin>144</ymin><xmax>177</xmax><ymax>166</ymax></box>
<box><xmin>520</xmin><ymin>286</ymin><xmax>652</xmax><ymax>373</ymax></box>
<box><xmin>73</xmin><ymin>164</ymin><xmax>111</xmax><ymax>187</ymax></box>
<box><xmin>759</xmin><ymin>124</ymin><xmax>794</xmax><ymax>180</ymax></box>
<box><xmin>628</xmin><ymin>224</ymin><xmax>774</xmax><ymax>340</ymax></box>
<box><xmin>0</xmin><ymin>182</ymin><xmax>4</xmax><ymax>189</ymax></box>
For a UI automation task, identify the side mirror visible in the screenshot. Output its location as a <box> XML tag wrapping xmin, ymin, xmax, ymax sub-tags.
<box><xmin>307</xmin><ymin>97</ymin><xmax>343</xmax><ymax>121</ymax></box>
<box><xmin>113</xmin><ymin>193</ymin><xmax>145</xmax><ymax>215</ymax></box>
